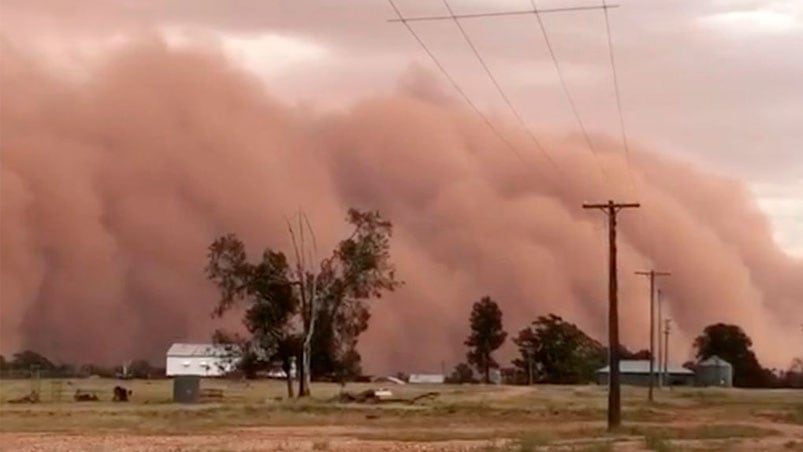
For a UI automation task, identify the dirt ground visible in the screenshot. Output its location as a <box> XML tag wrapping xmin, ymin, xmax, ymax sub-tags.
<box><xmin>1</xmin><ymin>380</ymin><xmax>801</xmax><ymax>451</ymax></box>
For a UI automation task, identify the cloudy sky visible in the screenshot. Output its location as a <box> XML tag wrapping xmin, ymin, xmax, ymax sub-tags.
<box><xmin>6</xmin><ymin>0</ymin><xmax>800</xmax><ymax>254</ymax></box>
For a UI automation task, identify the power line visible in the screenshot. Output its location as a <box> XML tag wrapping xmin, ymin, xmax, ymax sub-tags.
<box><xmin>599</xmin><ymin>0</ymin><xmax>653</xmax><ymax>248</ymax></box>
<box><xmin>441</xmin><ymin>0</ymin><xmax>565</xmax><ymax>178</ymax></box>
<box><xmin>600</xmin><ymin>0</ymin><xmax>636</xmax><ymax>190</ymax></box>
<box><xmin>386</xmin><ymin>0</ymin><xmax>533</xmax><ymax>170</ymax></box>
<box><xmin>529</xmin><ymin>0</ymin><xmax>609</xmax><ymax>185</ymax></box>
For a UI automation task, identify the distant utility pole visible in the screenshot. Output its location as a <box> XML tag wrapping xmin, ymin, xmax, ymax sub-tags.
<box><xmin>634</xmin><ymin>270</ymin><xmax>670</xmax><ymax>402</ymax></box>
<box><xmin>584</xmin><ymin>200</ymin><xmax>640</xmax><ymax>430</ymax></box>
<box><xmin>663</xmin><ymin>319</ymin><xmax>671</xmax><ymax>385</ymax></box>
<box><xmin>656</xmin><ymin>289</ymin><xmax>664</xmax><ymax>388</ymax></box>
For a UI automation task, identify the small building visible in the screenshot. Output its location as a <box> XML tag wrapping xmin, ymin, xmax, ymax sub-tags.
<box><xmin>408</xmin><ymin>373</ymin><xmax>445</xmax><ymax>384</ymax></box>
<box><xmin>166</xmin><ymin>343</ymin><xmax>239</xmax><ymax>377</ymax></box>
<box><xmin>695</xmin><ymin>355</ymin><xmax>733</xmax><ymax>387</ymax></box>
<box><xmin>596</xmin><ymin>360</ymin><xmax>694</xmax><ymax>387</ymax></box>
<box><xmin>173</xmin><ymin>375</ymin><xmax>201</xmax><ymax>403</ymax></box>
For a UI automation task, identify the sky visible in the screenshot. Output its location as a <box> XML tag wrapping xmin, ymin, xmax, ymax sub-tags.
<box><xmin>0</xmin><ymin>0</ymin><xmax>801</xmax><ymax>371</ymax></box>
<box><xmin>5</xmin><ymin>0</ymin><xmax>800</xmax><ymax>253</ymax></box>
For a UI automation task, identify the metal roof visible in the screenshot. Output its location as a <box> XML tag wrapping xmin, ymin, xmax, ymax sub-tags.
<box><xmin>166</xmin><ymin>343</ymin><xmax>237</xmax><ymax>357</ymax></box>
<box><xmin>698</xmin><ymin>355</ymin><xmax>732</xmax><ymax>368</ymax></box>
<box><xmin>596</xmin><ymin>360</ymin><xmax>694</xmax><ymax>375</ymax></box>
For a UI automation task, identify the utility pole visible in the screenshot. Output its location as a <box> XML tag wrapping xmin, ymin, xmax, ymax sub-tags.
<box><xmin>664</xmin><ymin>319</ymin><xmax>671</xmax><ymax>385</ymax></box>
<box><xmin>634</xmin><ymin>270</ymin><xmax>670</xmax><ymax>402</ymax></box>
<box><xmin>584</xmin><ymin>200</ymin><xmax>640</xmax><ymax>430</ymax></box>
<box><xmin>656</xmin><ymin>289</ymin><xmax>663</xmax><ymax>389</ymax></box>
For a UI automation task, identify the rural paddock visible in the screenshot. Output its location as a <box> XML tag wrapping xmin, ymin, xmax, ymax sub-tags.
<box><xmin>0</xmin><ymin>379</ymin><xmax>801</xmax><ymax>451</ymax></box>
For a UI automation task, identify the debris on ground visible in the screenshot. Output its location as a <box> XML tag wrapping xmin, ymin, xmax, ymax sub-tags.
<box><xmin>337</xmin><ymin>389</ymin><xmax>439</xmax><ymax>405</ymax></box>
<box><xmin>200</xmin><ymin>388</ymin><xmax>224</xmax><ymax>399</ymax></box>
<box><xmin>112</xmin><ymin>386</ymin><xmax>132</xmax><ymax>402</ymax></box>
<box><xmin>7</xmin><ymin>391</ymin><xmax>39</xmax><ymax>404</ymax></box>
<box><xmin>74</xmin><ymin>389</ymin><xmax>99</xmax><ymax>402</ymax></box>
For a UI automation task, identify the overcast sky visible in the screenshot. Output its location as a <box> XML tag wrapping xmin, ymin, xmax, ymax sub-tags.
<box><xmin>4</xmin><ymin>0</ymin><xmax>802</xmax><ymax>255</ymax></box>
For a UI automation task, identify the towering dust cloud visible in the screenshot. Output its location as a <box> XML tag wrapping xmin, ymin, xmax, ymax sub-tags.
<box><xmin>1</xmin><ymin>38</ymin><xmax>801</xmax><ymax>371</ymax></box>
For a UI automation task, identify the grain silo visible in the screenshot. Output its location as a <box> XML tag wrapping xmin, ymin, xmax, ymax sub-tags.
<box><xmin>695</xmin><ymin>355</ymin><xmax>733</xmax><ymax>387</ymax></box>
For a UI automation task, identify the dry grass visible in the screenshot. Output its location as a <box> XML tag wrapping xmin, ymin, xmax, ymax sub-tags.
<box><xmin>1</xmin><ymin>379</ymin><xmax>801</xmax><ymax>451</ymax></box>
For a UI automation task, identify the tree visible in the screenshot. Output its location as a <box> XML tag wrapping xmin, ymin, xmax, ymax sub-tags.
<box><xmin>207</xmin><ymin>236</ymin><xmax>300</xmax><ymax>397</ymax></box>
<box><xmin>465</xmin><ymin>296</ymin><xmax>507</xmax><ymax>383</ymax></box>
<box><xmin>10</xmin><ymin>350</ymin><xmax>55</xmax><ymax>371</ymax></box>
<box><xmin>446</xmin><ymin>362</ymin><xmax>476</xmax><ymax>384</ymax></box>
<box><xmin>310</xmin><ymin>209</ymin><xmax>400</xmax><ymax>381</ymax></box>
<box><xmin>778</xmin><ymin>358</ymin><xmax>803</xmax><ymax>389</ymax></box>
<box><xmin>0</xmin><ymin>355</ymin><xmax>6</xmax><ymax>371</ymax></box>
<box><xmin>127</xmin><ymin>359</ymin><xmax>156</xmax><ymax>379</ymax></box>
<box><xmin>207</xmin><ymin>208</ymin><xmax>400</xmax><ymax>397</ymax></box>
<box><xmin>693</xmin><ymin>323</ymin><xmax>767</xmax><ymax>388</ymax></box>
<box><xmin>513</xmin><ymin>314</ymin><xmax>606</xmax><ymax>384</ymax></box>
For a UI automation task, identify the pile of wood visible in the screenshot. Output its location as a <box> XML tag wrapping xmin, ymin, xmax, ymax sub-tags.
<box><xmin>8</xmin><ymin>391</ymin><xmax>39</xmax><ymax>404</ymax></box>
<box><xmin>74</xmin><ymin>389</ymin><xmax>99</xmax><ymax>402</ymax></box>
<box><xmin>112</xmin><ymin>386</ymin><xmax>132</xmax><ymax>402</ymax></box>
<box><xmin>337</xmin><ymin>389</ymin><xmax>439</xmax><ymax>405</ymax></box>
<box><xmin>200</xmin><ymin>388</ymin><xmax>224</xmax><ymax>400</ymax></box>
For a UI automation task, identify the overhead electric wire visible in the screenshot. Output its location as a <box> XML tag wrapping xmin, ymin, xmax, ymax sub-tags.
<box><xmin>599</xmin><ymin>0</ymin><xmax>650</xmax><ymax>243</ymax></box>
<box><xmin>529</xmin><ymin>0</ymin><xmax>610</xmax><ymax>185</ymax></box>
<box><xmin>600</xmin><ymin>0</ymin><xmax>637</xmax><ymax>192</ymax></box>
<box><xmin>387</xmin><ymin>0</ymin><xmax>554</xmax><ymax>180</ymax></box>
<box><xmin>441</xmin><ymin>0</ymin><xmax>565</xmax><ymax>178</ymax></box>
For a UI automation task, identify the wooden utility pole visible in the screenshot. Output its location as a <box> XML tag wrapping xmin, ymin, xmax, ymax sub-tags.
<box><xmin>634</xmin><ymin>270</ymin><xmax>670</xmax><ymax>402</ymax></box>
<box><xmin>664</xmin><ymin>319</ymin><xmax>671</xmax><ymax>384</ymax></box>
<box><xmin>656</xmin><ymin>289</ymin><xmax>663</xmax><ymax>388</ymax></box>
<box><xmin>583</xmin><ymin>200</ymin><xmax>639</xmax><ymax>430</ymax></box>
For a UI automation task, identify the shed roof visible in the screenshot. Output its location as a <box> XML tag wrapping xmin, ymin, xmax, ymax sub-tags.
<box><xmin>166</xmin><ymin>343</ymin><xmax>237</xmax><ymax>357</ymax></box>
<box><xmin>698</xmin><ymin>355</ymin><xmax>732</xmax><ymax>368</ymax></box>
<box><xmin>596</xmin><ymin>360</ymin><xmax>693</xmax><ymax>375</ymax></box>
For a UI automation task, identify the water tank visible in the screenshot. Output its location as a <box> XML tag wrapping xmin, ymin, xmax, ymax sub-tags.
<box><xmin>695</xmin><ymin>356</ymin><xmax>733</xmax><ymax>387</ymax></box>
<box><xmin>173</xmin><ymin>375</ymin><xmax>200</xmax><ymax>403</ymax></box>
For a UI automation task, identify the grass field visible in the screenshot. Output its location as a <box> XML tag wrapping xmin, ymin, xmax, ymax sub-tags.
<box><xmin>1</xmin><ymin>378</ymin><xmax>801</xmax><ymax>451</ymax></box>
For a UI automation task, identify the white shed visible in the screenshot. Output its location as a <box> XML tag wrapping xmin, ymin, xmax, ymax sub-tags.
<box><xmin>166</xmin><ymin>343</ymin><xmax>239</xmax><ymax>377</ymax></box>
<box><xmin>408</xmin><ymin>373</ymin><xmax>445</xmax><ymax>384</ymax></box>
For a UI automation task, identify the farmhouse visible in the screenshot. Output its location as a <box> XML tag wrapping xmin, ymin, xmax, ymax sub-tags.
<box><xmin>166</xmin><ymin>343</ymin><xmax>239</xmax><ymax>377</ymax></box>
<box><xmin>596</xmin><ymin>360</ymin><xmax>694</xmax><ymax>387</ymax></box>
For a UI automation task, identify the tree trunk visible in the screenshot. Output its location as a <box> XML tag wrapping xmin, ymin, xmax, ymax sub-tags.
<box><xmin>484</xmin><ymin>355</ymin><xmax>490</xmax><ymax>384</ymax></box>
<box><xmin>283</xmin><ymin>356</ymin><xmax>294</xmax><ymax>398</ymax></box>
<box><xmin>297</xmin><ymin>351</ymin><xmax>309</xmax><ymax>397</ymax></box>
<box><xmin>301</xmin><ymin>344</ymin><xmax>312</xmax><ymax>396</ymax></box>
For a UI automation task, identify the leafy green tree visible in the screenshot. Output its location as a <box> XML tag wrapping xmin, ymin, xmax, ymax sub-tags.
<box><xmin>779</xmin><ymin>358</ymin><xmax>803</xmax><ymax>388</ymax></box>
<box><xmin>207</xmin><ymin>208</ymin><xmax>400</xmax><ymax>396</ymax></box>
<box><xmin>446</xmin><ymin>362</ymin><xmax>476</xmax><ymax>384</ymax></box>
<box><xmin>310</xmin><ymin>209</ymin><xmax>400</xmax><ymax>381</ymax></box>
<box><xmin>465</xmin><ymin>296</ymin><xmax>507</xmax><ymax>383</ymax></box>
<box><xmin>127</xmin><ymin>359</ymin><xmax>156</xmax><ymax>379</ymax></box>
<box><xmin>206</xmin><ymin>242</ymin><xmax>299</xmax><ymax>396</ymax></box>
<box><xmin>513</xmin><ymin>314</ymin><xmax>605</xmax><ymax>384</ymax></box>
<box><xmin>10</xmin><ymin>350</ymin><xmax>55</xmax><ymax>371</ymax></box>
<box><xmin>693</xmin><ymin>323</ymin><xmax>768</xmax><ymax>387</ymax></box>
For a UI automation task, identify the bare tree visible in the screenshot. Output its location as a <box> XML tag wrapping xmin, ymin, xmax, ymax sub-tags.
<box><xmin>286</xmin><ymin>211</ymin><xmax>320</xmax><ymax>397</ymax></box>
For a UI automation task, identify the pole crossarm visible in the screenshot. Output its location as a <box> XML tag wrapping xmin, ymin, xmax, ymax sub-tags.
<box><xmin>388</xmin><ymin>4</ymin><xmax>619</xmax><ymax>23</ymax></box>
